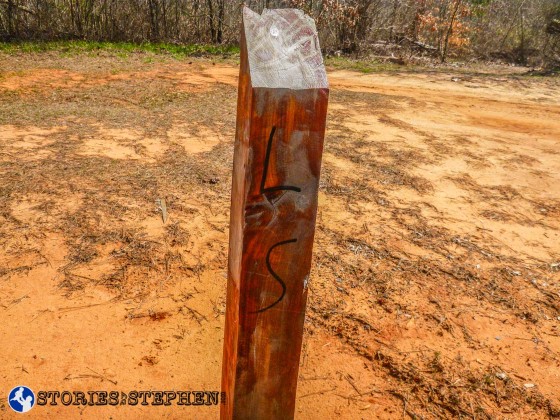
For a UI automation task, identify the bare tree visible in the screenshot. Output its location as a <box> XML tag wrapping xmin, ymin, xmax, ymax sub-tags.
<box><xmin>441</xmin><ymin>0</ymin><xmax>463</xmax><ymax>62</ymax></box>
<box><xmin>0</xmin><ymin>0</ymin><xmax>558</xmax><ymax>67</ymax></box>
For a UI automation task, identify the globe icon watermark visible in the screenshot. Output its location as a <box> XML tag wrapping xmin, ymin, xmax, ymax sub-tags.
<box><xmin>8</xmin><ymin>386</ymin><xmax>35</xmax><ymax>413</ymax></box>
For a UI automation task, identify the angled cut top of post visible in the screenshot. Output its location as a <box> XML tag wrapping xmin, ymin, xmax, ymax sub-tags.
<box><xmin>243</xmin><ymin>7</ymin><xmax>328</xmax><ymax>90</ymax></box>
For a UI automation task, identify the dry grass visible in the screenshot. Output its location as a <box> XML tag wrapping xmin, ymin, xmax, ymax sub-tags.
<box><xmin>1</xmin><ymin>52</ymin><xmax>559</xmax><ymax>418</ymax></box>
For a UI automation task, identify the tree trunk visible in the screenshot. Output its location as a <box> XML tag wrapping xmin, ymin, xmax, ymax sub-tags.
<box><xmin>441</xmin><ymin>0</ymin><xmax>462</xmax><ymax>63</ymax></box>
<box><xmin>148</xmin><ymin>0</ymin><xmax>159</xmax><ymax>41</ymax></box>
<box><xmin>207</xmin><ymin>0</ymin><xmax>216</xmax><ymax>42</ymax></box>
<box><xmin>6</xmin><ymin>0</ymin><xmax>14</xmax><ymax>38</ymax></box>
<box><xmin>216</xmin><ymin>0</ymin><xmax>223</xmax><ymax>43</ymax></box>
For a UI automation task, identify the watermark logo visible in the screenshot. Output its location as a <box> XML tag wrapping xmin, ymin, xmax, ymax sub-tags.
<box><xmin>8</xmin><ymin>386</ymin><xmax>35</xmax><ymax>413</ymax></box>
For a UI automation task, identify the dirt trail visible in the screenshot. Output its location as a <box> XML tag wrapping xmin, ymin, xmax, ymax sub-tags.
<box><xmin>0</xmin><ymin>55</ymin><xmax>559</xmax><ymax>419</ymax></box>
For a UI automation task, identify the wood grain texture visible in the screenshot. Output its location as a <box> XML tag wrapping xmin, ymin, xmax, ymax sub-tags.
<box><xmin>243</xmin><ymin>7</ymin><xmax>328</xmax><ymax>89</ymax></box>
<box><xmin>221</xmin><ymin>7</ymin><xmax>328</xmax><ymax>420</ymax></box>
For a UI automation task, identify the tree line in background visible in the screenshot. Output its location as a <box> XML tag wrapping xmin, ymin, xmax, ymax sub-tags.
<box><xmin>1</xmin><ymin>0</ymin><xmax>559</xmax><ymax>68</ymax></box>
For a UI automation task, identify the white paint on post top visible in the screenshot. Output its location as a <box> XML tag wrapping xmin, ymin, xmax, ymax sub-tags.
<box><xmin>243</xmin><ymin>7</ymin><xmax>329</xmax><ymax>90</ymax></box>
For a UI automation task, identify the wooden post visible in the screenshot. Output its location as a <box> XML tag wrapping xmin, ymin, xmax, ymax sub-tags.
<box><xmin>221</xmin><ymin>7</ymin><xmax>329</xmax><ymax>420</ymax></box>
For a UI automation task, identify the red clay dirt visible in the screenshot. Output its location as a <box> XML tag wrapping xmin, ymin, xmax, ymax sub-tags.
<box><xmin>0</xmin><ymin>53</ymin><xmax>559</xmax><ymax>419</ymax></box>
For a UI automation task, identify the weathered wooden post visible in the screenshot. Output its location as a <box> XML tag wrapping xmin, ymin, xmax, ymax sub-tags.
<box><xmin>221</xmin><ymin>6</ymin><xmax>329</xmax><ymax>420</ymax></box>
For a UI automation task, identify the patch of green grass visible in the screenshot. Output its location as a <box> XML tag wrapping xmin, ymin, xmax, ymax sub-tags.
<box><xmin>0</xmin><ymin>40</ymin><xmax>239</xmax><ymax>58</ymax></box>
<box><xmin>325</xmin><ymin>56</ymin><xmax>404</xmax><ymax>73</ymax></box>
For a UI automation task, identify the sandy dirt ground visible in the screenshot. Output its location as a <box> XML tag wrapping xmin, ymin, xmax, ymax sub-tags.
<box><xmin>0</xmin><ymin>52</ymin><xmax>559</xmax><ymax>419</ymax></box>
